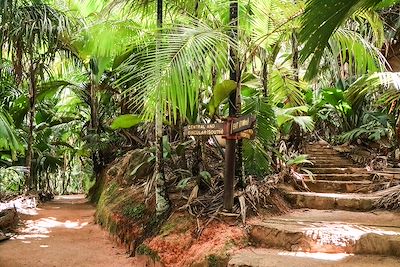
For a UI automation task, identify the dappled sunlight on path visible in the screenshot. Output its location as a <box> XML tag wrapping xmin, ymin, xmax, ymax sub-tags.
<box><xmin>0</xmin><ymin>195</ymin><xmax>135</xmax><ymax>267</ymax></box>
<box><xmin>230</xmin><ymin>248</ymin><xmax>400</xmax><ymax>267</ymax></box>
<box><xmin>15</xmin><ymin>216</ymin><xmax>89</xmax><ymax>241</ymax></box>
<box><xmin>277</xmin><ymin>251</ymin><xmax>350</xmax><ymax>261</ymax></box>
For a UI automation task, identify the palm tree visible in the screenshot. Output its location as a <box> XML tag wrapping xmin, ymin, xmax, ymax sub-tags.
<box><xmin>223</xmin><ymin>0</ymin><xmax>239</xmax><ymax>211</ymax></box>
<box><xmin>113</xmin><ymin>2</ymin><xmax>233</xmax><ymax>214</ymax></box>
<box><xmin>154</xmin><ymin>0</ymin><xmax>171</xmax><ymax>216</ymax></box>
<box><xmin>0</xmin><ymin>0</ymin><xmax>71</xmax><ymax>190</ymax></box>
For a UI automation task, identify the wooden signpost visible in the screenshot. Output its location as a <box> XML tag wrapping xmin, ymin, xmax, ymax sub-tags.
<box><xmin>184</xmin><ymin>123</ymin><xmax>224</xmax><ymax>136</ymax></box>
<box><xmin>184</xmin><ymin>115</ymin><xmax>256</xmax><ymax>212</ymax></box>
<box><xmin>183</xmin><ymin>115</ymin><xmax>256</xmax><ymax>139</ymax></box>
<box><xmin>231</xmin><ymin>115</ymin><xmax>257</xmax><ymax>134</ymax></box>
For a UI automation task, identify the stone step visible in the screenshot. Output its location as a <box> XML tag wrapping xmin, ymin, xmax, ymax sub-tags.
<box><xmin>302</xmin><ymin>173</ymin><xmax>371</xmax><ymax>181</ymax></box>
<box><xmin>310</xmin><ymin>159</ymin><xmax>353</xmax><ymax>164</ymax></box>
<box><xmin>307</xmin><ymin>143</ymin><xmax>332</xmax><ymax>148</ymax></box>
<box><xmin>308</xmin><ymin>156</ymin><xmax>346</xmax><ymax>160</ymax></box>
<box><xmin>370</xmin><ymin>171</ymin><xmax>400</xmax><ymax>179</ymax></box>
<box><xmin>304</xmin><ymin>180</ymin><xmax>373</xmax><ymax>193</ymax></box>
<box><xmin>305</xmin><ymin>150</ymin><xmax>339</xmax><ymax>155</ymax></box>
<box><xmin>308</xmin><ymin>158</ymin><xmax>350</xmax><ymax>163</ymax></box>
<box><xmin>307</xmin><ymin>168</ymin><xmax>368</xmax><ymax>174</ymax></box>
<box><xmin>307</xmin><ymin>147</ymin><xmax>333</xmax><ymax>151</ymax></box>
<box><xmin>310</xmin><ymin>163</ymin><xmax>356</xmax><ymax>168</ymax></box>
<box><xmin>303</xmin><ymin>152</ymin><xmax>343</xmax><ymax>158</ymax></box>
<box><xmin>229</xmin><ymin>248</ymin><xmax>400</xmax><ymax>267</ymax></box>
<box><xmin>285</xmin><ymin>191</ymin><xmax>379</xmax><ymax>211</ymax></box>
<box><xmin>247</xmin><ymin>209</ymin><xmax>400</xmax><ymax>257</ymax></box>
<box><xmin>306</xmin><ymin>144</ymin><xmax>334</xmax><ymax>147</ymax></box>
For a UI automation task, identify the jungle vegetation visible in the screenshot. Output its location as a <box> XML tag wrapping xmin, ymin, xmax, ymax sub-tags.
<box><xmin>1</xmin><ymin>0</ymin><xmax>400</xmax><ymax>216</ymax></box>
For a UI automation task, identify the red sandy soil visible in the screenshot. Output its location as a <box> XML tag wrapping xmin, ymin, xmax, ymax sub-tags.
<box><xmin>0</xmin><ymin>195</ymin><xmax>140</xmax><ymax>267</ymax></box>
<box><xmin>147</xmin><ymin>218</ymin><xmax>246</xmax><ymax>267</ymax></box>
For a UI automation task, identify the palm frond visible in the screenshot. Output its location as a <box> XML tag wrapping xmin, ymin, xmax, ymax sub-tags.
<box><xmin>115</xmin><ymin>21</ymin><xmax>232</xmax><ymax>122</ymax></box>
<box><xmin>275</xmin><ymin>106</ymin><xmax>315</xmax><ymax>132</ymax></box>
<box><xmin>242</xmin><ymin>96</ymin><xmax>277</xmax><ymax>175</ymax></box>
<box><xmin>355</xmin><ymin>9</ymin><xmax>385</xmax><ymax>47</ymax></box>
<box><xmin>269</xmin><ymin>67</ymin><xmax>306</xmax><ymax>106</ymax></box>
<box><xmin>299</xmin><ymin>0</ymin><xmax>383</xmax><ymax>80</ymax></box>
<box><xmin>347</xmin><ymin>72</ymin><xmax>400</xmax><ymax>108</ymax></box>
<box><xmin>330</xmin><ymin>28</ymin><xmax>386</xmax><ymax>76</ymax></box>
<box><xmin>248</xmin><ymin>0</ymin><xmax>284</xmax><ymax>49</ymax></box>
<box><xmin>0</xmin><ymin>108</ymin><xmax>24</xmax><ymax>160</ymax></box>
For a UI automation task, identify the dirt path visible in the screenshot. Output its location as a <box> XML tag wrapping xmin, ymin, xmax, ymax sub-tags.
<box><xmin>0</xmin><ymin>195</ymin><xmax>136</xmax><ymax>267</ymax></box>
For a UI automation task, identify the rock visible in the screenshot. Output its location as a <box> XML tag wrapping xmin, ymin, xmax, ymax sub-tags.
<box><xmin>106</xmin><ymin>149</ymin><xmax>154</xmax><ymax>185</ymax></box>
<box><xmin>317</xmin><ymin>140</ymin><xmax>329</xmax><ymax>145</ymax></box>
<box><xmin>355</xmin><ymin>233</ymin><xmax>400</xmax><ymax>257</ymax></box>
<box><xmin>0</xmin><ymin>230</ymin><xmax>11</xmax><ymax>242</ymax></box>
<box><xmin>0</xmin><ymin>208</ymin><xmax>18</xmax><ymax>230</ymax></box>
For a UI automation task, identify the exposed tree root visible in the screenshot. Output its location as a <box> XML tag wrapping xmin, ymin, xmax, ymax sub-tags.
<box><xmin>374</xmin><ymin>190</ymin><xmax>400</xmax><ymax>210</ymax></box>
<box><xmin>180</xmin><ymin>177</ymin><xmax>290</xmax><ymax>228</ymax></box>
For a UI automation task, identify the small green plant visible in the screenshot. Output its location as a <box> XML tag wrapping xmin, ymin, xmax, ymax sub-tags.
<box><xmin>122</xmin><ymin>203</ymin><xmax>146</xmax><ymax>219</ymax></box>
<box><xmin>136</xmin><ymin>244</ymin><xmax>160</xmax><ymax>261</ymax></box>
<box><xmin>207</xmin><ymin>254</ymin><xmax>222</xmax><ymax>267</ymax></box>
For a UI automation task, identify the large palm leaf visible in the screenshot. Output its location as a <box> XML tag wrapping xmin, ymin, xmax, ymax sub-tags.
<box><xmin>0</xmin><ymin>109</ymin><xmax>24</xmax><ymax>161</ymax></box>
<box><xmin>299</xmin><ymin>0</ymin><xmax>386</xmax><ymax>79</ymax></box>
<box><xmin>347</xmin><ymin>72</ymin><xmax>400</xmax><ymax>108</ymax></box>
<box><xmin>115</xmin><ymin>21</ymin><xmax>232</xmax><ymax>122</ymax></box>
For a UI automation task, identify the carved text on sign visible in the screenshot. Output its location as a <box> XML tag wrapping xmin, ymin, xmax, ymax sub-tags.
<box><xmin>185</xmin><ymin>123</ymin><xmax>224</xmax><ymax>136</ymax></box>
<box><xmin>231</xmin><ymin>115</ymin><xmax>256</xmax><ymax>134</ymax></box>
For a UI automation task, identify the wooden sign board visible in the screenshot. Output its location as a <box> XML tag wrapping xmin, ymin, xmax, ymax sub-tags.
<box><xmin>231</xmin><ymin>115</ymin><xmax>256</xmax><ymax>134</ymax></box>
<box><xmin>239</xmin><ymin>129</ymin><xmax>255</xmax><ymax>140</ymax></box>
<box><xmin>184</xmin><ymin>123</ymin><xmax>224</xmax><ymax>136</ymax></box>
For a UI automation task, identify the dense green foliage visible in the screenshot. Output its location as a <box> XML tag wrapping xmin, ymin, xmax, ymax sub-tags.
<box><xmin>1</xmin><ymin>0</ymin><xmax>400</xmax><ymax>205</ymax></box>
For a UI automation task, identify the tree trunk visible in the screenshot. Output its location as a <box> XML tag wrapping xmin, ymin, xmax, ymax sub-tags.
<box><xmin>89</xmin><ymin>70</ymin><xmax>104</xmax><ymax>176</ymax></box>
<box><xmin>291</xmin><ymin>31</ymin><xmax>299</xmax><ymax>83</ymax></box>
<box><xmin>291</xmin><ymin>29</ymin><xmax>303</xmax><ymax>150</ymax></box>
<box><xmin>155</xmin><ymin>0</ymin><xmax>170</xmax><ymax>217</ymax></box>
<box><xmin>45</xmin><ymin>172</ymin><xmax>51</xmax><ymax>192</ymax></box>
<box><xmin>261</xmin><ymin>50</ymin><xmax>269</xmax><ymax>98</ymax></box>
<box><xmin>224</xmin><ymin>1</ymin><xmax>240</xmax><ymax>211</ymax></box>
<box><xmin>230</xmin><ymin>2</ymin><xmax>245</xmax><ymax>187</ymax></box>
<box><xmin>62</xmin><ymin>152</ymin><xmax>68</xmax><ymax>194</ymax></box>
<box><xmin>25</xmin><ymin>60</ymin><xmax>36</xmax><ymax>191</ymax></box>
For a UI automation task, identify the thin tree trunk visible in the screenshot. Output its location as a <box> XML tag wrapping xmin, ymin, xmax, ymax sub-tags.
<box><xmin>230</xmin><ymin>2</ymin><xmax>245</xmax><ymax>188</ymax></box>
<box><xmin>25</xmin><ymin>60</ymin><xmax>36</xmax><ymax>191</ymax></box>
<box><xmin>261</xmin><ymin>50</ymin><xmax>269</xmax><ymax>98</ymax></box>
<box><xmin>46</xmin><ymin>172</ymin><xmax>51</xmax><ymax>192</ymax></box>
<box><xmin>396</xmin><ymin>113</ymin><xmax>400</xmax><ymax>145</ymax></box>
<box><xmin>178</xmin><ymin>121</ymin><xmax>188</xmax><ymax>169</ymax></box>
<box><xmin>90</xmin><ymin>79</ymin><xmax>98</xmax><ymax>143</ymax></box>
<box><xmin>89</xmin><ymin>70</ymin><xmax>103</xmax><ymax>176</ymax></box>
<box><xmin>62</xmin><ymin>152</ymin><xmax>68</xmax><ymax>194</ymax></box>
<box><xmin>291</xmin><ymin>31</ymin><xmax>299</xmax><ymax>83</ymax></box>
<box><xmin>155</xmin><ymin>0</ymin><xmax>170</xmax><ymax>217</ymax></box>
<box><xmin>224</xmin><ymin>1</ymin><xmax>239</xmax><ymax>211</ymax></box>
<box><xmin>291</xmin><ymin>29</ymin><xmax>303</xmax><ymax>150</ymax></box>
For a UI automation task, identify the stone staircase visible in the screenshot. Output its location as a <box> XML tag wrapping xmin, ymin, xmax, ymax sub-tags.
<box><xmin>228</xmin><ymin>142</ymin><xmax>400</xmax><ymax>266</ymax></box>
<box><xmin>285</xmin><ymin>142</ymin><xmax>387</xmax><ymax>211</ymax></box>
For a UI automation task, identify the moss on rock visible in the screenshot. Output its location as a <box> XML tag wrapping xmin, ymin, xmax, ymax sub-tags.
<box><xmin>136</xmin><ymin>244</ymin><xmax>160</xmax><ymax>261</ymax></box>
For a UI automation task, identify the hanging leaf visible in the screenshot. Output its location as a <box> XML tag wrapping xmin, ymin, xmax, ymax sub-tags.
<box><xmin>208</xmin><ymin>80</ymin><xmax>237</xmax><ymax>116</ymax></box>
<box><xmin>110</xmin><ymin>114</ymin><xmax>144</xmax><ymax>129</ymax></box>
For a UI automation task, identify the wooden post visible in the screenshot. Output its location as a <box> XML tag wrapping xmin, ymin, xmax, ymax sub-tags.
<box><xmin>223</xmin><ymin>121</ymin><xmax>236</xmax><ymax>211</ymax></box>
<box><xmin>184</xmin><ymin>117</ymin><xmax>256</xmax><ymax>213</ymax></box>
